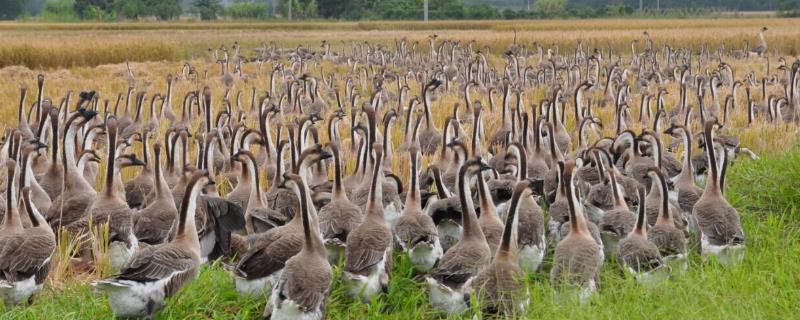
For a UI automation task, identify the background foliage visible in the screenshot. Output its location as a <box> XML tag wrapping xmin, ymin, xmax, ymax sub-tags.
<box><xmin>0</xmin><ymin>0</ymin><xmax>798</xmax><ymax>21</ymax></box>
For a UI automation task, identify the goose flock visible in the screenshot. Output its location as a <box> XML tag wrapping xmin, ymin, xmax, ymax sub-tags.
<box><xmin>0</xmin><ymin>27</ymin><xmax>798</xmax><ymax>318</ymax></box>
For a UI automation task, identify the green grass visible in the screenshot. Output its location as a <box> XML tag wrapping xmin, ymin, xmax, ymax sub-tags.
<box><xmin>2</xmin><ymin>149</ymin><xmax>799</xmax><ymax>319</ymax></box>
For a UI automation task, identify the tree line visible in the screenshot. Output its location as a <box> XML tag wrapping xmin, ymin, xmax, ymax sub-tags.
<box><xmin>1</xmin><ymin>0</ymin><xmax>798</xmax><ymax>21</ymax></box>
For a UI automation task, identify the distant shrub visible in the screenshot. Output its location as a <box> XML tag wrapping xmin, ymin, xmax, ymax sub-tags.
<box><xmin>42</xmin><ymin>0</ymin><xmax>80</xmax><ymax>21</ymax></box>
<box><xmin>226</xmin><ymin>2</ymin><xmax>270</xmax><ymax>19</ymax></box>
<box><xmin>777</xmin><ymin>0</ymin><xmax>800</xmax><ymax>17</ymax></box>
<box><xmin>465</xmin><ymin>4</ymin><xmax>500</xmax><ymax>20</ymax></box>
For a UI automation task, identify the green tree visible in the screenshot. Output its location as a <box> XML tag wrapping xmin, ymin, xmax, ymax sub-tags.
<box><xmin>778</xmin><ymin>0</ymin><xmax>799</xmax><ymax>17</ymax></box>
<box><xmin>533</xmin><ymin>0</ymin><xmax>566</xmax><ymax>17</ymax></box>
<box><xmin>226</xmin><ymin>1</ymin><xmax>270</xmax><ymax>19</ymax></box>
<box><xmin>73</xmin><ymin>0</ymin><xmax>110</xmax><ymax>18</ymax></box>
<box><xmin>146</xmin><ymin>0</ymin><xmax>181</xmax><ymax>19</ymax></box>
<box><xmin>372</xmin><ymin>0</ymin><xmax>418</xmax><ymax>19</ymax></box>
<box><xmin>465</xmin><ymin>4</ymin><xmax>500</xmax><ymax>19</ymax></box>
<box><xmin>42</xmin><ymin>0</ymin><xmax>79</xmax><ymax>21</ymax></box>
<box><xmin>194</xmin><ymin>0</ymin><xmax>221</xmax><ymax>20</ymax></box>
<box><xmin>428</xmin><ymin>0</ymin><xmax>464</xmax><ymax>19</ymax></box>
<box><xmin>0</xmin><ymin>0</ymin><xmax>29</xmax><ymax>19</ymax></box>
<box><xmin>319</xmin><ymin>0</ymin><xmax>363</xmax><ymax>19</ymax></box>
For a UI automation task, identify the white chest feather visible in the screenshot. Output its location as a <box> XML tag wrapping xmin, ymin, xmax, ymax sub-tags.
<box><xmin>93</xmin><ymin>269</ymin><xmax>193</xmax><ymax>318</ymax></box>
<box><xmin>384</xmin><ymin>203</ymin><xmax>402</xmax><ymax>230</ymax></box>
<box><xmin>342</xmin><ymin>251</ymin><xmax>388</xmax><ymax>302</ymax></box>
<box><xmin>424</xmin><ymin>276</ymin><xmax>469</xmax><ymax>316</ymax></box>
<box><xmin>700</xmin><ymin>233</ymin><xmax>745</xmax><ymax>265</ymax></box>
<box><xmin>408</xmin><ymin>238</ymin><xmax>443</xmax><ymax>272</ymax></box>
<box><xmin>234</xmin><ymin>269</ymin><xmax>282</xmax><ymax>296</ymax></box>
<box><xmin>108</xmin><ymin>234</ymin><xmax>138</xmax><ymax>270</ymax></box>
<box><xmin>436</xmin><ymin>220</ymin><xmax>462</xmax><ymax>253</ymax></box>
<box><xmin>518</xmin><ymin>235</ymin><xmax>546</xmax><ymax>273</ymax></box>
<box><xmin>0</xmin><ymin>276</ymin><xmax>39</xmax><ymax>306</ymax></box>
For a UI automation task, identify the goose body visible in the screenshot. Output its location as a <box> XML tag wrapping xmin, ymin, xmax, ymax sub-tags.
<box><xmin>343</xmin><ymin>143</ymin><xmax>393</xmax><ymax>302</ymax></box>
<box><xmin>0</xmin><ymin>163</ymin><xmax>56</xmax><ymax>306</ymax></box>
<box><xmin>318</xmin><ymin>143</ymin><xmax>363</xmax><ymax>264</ymax></box>
<box><xmin>469</xmin><ymin>180</ymin><xmax>537</xmax><ymax>315</ymax></box>
<box><xmin>551</xmin><ymin>161</ymin><xmax>603</xmax><ymax>303</ymax></box>
<box><xmin>93</xmin><ymin>171</ymin><xmax>209</xmax><ymax>318</ymax></box>
<box><xmin>394</xmin><ymin>146</ymin><xmax>441</xmax><ymax>272</ymax></box>
<box><xmin>617</xmin><ymin>186</ymin><xmax>665</xmax><ymax>284</ymax></box>
<box><xmin>426</xmin><ymin>159</ymin><xmax>491</xmax><ymax>315</ymax></box>
<box><xmin>265</xmin><ymin>173</ymin><xmax>332</xmax><ymax>320</ymax></box>
<box><xmin>692</xmin><ymin>121</ymin><xmax>745</xmax><ymax>264</ymax></box>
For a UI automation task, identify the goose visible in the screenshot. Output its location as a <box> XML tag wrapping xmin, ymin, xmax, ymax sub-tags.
<box><xmin>664</xmin><ymin>124</ymin><xmax>702</xmax><ymax>224</ymax></box>
<box><xmin>67</xmin><ymin>117</ymin><xmax>144</xmax><ymax>270</ymax></box>
<box><xmin>393</xmin><ymin>145</ymin><xmax>441</xmax><ymax>272</ymax></box>
<box><xmin>92</xmin><ymin>171</ymin><xmax>211</xmax><ymax>319</ymax></box>
<box><xmin>264</xmin><ymin>126</ymin><xmax>302</xmax><ymax>227</ymax></box>
<box><xmin>640</xmin><ymin>132</ymin><xmax>686</xmax><ymax>232</ymax></box>
<box><xmin>475</xmin><ymin>157</ymin><xmax>504</xmax><ymax>255</ymax></box>
<box><xmin>225</xmin><ymin>128</ymin><xmax>261</xmax><ymax>210</ymax></box>
<box><xmin>425</xmin><ymin>159</ymin><xmax>491</xmax><ymax>316</ymax></box>
<box><xmin>646</xmin><ymin>168</ymin><xmax>688</xmax><ymax>270</ymax></box>
<box><xmin>19</xmin><ymin>141</ymin><xmax>51</xmax><ymax>216</ymax></box>
<box><xmin>230</xmin><ymin>145</ymin><xmax>331</xmax><ymax>295</ymax></box>
<box><xmin>692</xmin><ymin>121</ymin><xmax>745</xmax><ymax>264</ymax></box>
<box><xmin>617</xmin><ymin>185</ymin><xmax>665</xmax><ymax>284</ymax></box>
<box><xmin>750</xmin><ymin>27</ymin><xmax>768</xmax><ymax>57</ymax></box>
<box><xmin>500</xmin><ymin>142</ymin><xmax>546</xmax><ymax>273</ymax></box>
<box><xmin>349</xmin><ymin>108</ymin><xmax>403</xmax><ymax>224</ymax></box>
<box><xmin>232</xmin><ymin>149</ymin><xmax>284</xmax><ymax>234</ymax></box>
<box><xmin>133</xmin><ymin>143</ymin><xmax>179</xmax><ymax>246</ymax></box>
<box><xmin>470</xmin><ymin>180</ymin><xmax>538</xmax><ymax>315</ymax></box>
<box><xmin>418</xmin><ymin>80</ymin><xmax>444</xmax><ymax>155</ymax></box>
<box><xmin>0</xmin><ymin>162</ymin><xmax>56</xmax><ymax>306</ymax></box>
<box><xmin>582</xmin><ymin>148</ymin><xmax>615</xmax><ymax>222</ymax></box>
<box><xmin>318</xmin><ymin>142</ymin><xmax>363</xmax><ymax>264</ymax></box>
<box><xmin>191</xmin><ymin>131</ymin><xmax>247</xmax><ymax>263</ymax></box>
<box><xmin>551</xmin><ymin>160</ymin><xmax>603</xmax><ymax>303</ymax></box>
<box><xmin>343</xmin><ymin>143</ymin><xmax>393</xmax><ymax>302</ymax></box>
<box><xmin>80</xmin><ymin>123</ymin><xmax>106</xmax><ymax>185</ymax></box>
<box><xmin>124</xmin><ymin>129</ymin><xmax>154</xmax><ymax>210</ymax></box>
<box><xmin>264</xmin><ymin>173</ymin><xmax>332</xmax><ymax>320</ymax></box>
<box><xmin>426</xmin><ymin>165</ymin><xmax>462</xmax><ymax>253</ymax></box>
<box><xmin>46</xmin><ymin>109</ymin><xmax>98</xmax><ymax>229</ymax></box>
<box><xmin>598</xmin><ymin>152</ymin><xmax>637</xmax><ymax>258</ymax></box>
<box><xmin>550</xmin><ymin>154</ymin><xmax>603</xmax><ymax>248</ymax></box>
<box><xmin>542</xmin><ymin>122</ymin><xmax>565</xmax><ymax>203</ymax></box>
<box><xmin>16</xmin><ymin>84</ymin><xmax>35</xmax><ymax>141</ymax></box>
<box><xmin>36</xmin><ymin>108</ymin><xmax>63</xmax><ymax>200</ymax></box>
<box><xmin>263</xmin><ymin>139</ymin><xmax>298</xmax><ymax>230</ymax></box>
<box><xmin>622</xmin><ymin>131</ymin><xmax>655</xmax><ymax>186</ymax></box>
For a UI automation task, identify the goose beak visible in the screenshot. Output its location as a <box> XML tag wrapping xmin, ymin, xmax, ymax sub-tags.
<box><xmin>129</xmin><ymin>155</ymin><xmax>146</xmax><ymax>166</ymax></box>
<box><xmin>319</xmin><ymin>150</ymin><xmax>333</xmax><ymax>160</ymax></box>
<box><xmin>79</xmin><ymin>108</ymin><xmax>99</xmax><ymax>119</ymax></box>
<box><xmin>35</xmin><ymin>140</ymin><xmax>48</xmax><ymax>150</ymax></box>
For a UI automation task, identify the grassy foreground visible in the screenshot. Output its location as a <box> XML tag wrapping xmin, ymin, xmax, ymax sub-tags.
<box><xmin>2</xmin><ymin>148</ymin><xmax>798</xmax><ymax>320</ymax></box>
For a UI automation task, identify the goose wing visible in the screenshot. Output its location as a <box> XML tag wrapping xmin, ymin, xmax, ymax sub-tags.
<box><xmin>0</xmin><ymin>230</ymin><xmax>55</xmax><ymax>281</ymax></box>
<box><xmin>277</xmin><ymin>258</ymin><xmax>333</xmax><ymax>310</ymax></box>
<box><xmin>344</xmin><ymin>226</ymin><xmax>392</xmax><ymax>274</ymax></box>
<box><xmin>202</xmin><ymin>196</ymin><xmax>245</xmax><ymax>256</ymax></box>
<box><xmin>114</xmin><ymin>245</ymin><xmax>196</xmax><ymax>282</ymax></box>
<box><xmin>234</xmin><ymin>233</ymin><xmax>302</xmax><ymax>280</ymax></box>
<box><xmin>431</xmin><ymin>243</ymin><xmax>490</xmax><ymax>288</ymax></box>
